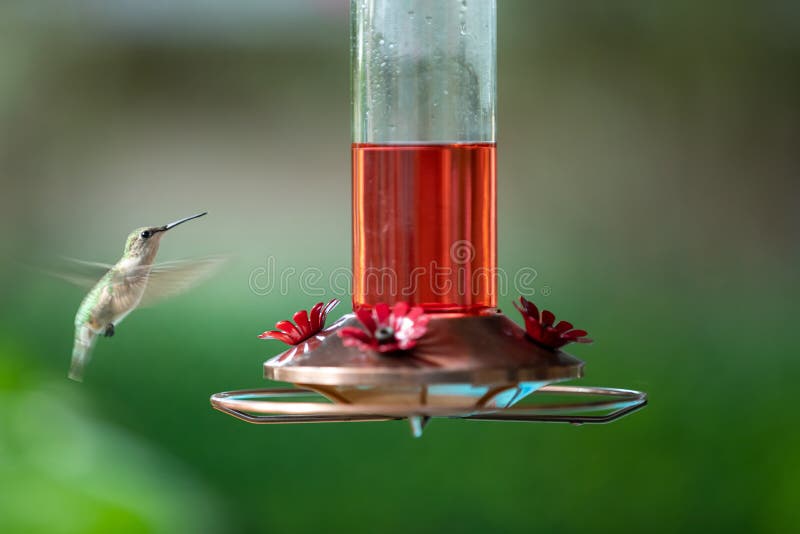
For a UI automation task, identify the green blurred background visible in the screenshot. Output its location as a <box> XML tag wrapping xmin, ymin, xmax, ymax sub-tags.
<box><xmin>1</xmin><ymin>1</ymin><xmax>798</xmax><ymax>532</ymax></box>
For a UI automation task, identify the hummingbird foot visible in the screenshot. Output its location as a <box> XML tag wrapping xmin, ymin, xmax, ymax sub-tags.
<box><xmin>104</xmin><ymin>323</ymin><xmax>115</xmax><ymax>337</ymax></box>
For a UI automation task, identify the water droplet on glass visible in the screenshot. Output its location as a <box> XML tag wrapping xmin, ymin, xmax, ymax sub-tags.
<box><xmin>379</xmin><ymin>39</ymin><xmax>385</xmax><ymax>45</ymax></box>
<box><xmin>425</xmin><ymin>16</ymin><xmax>433</xmax><ymax>24</ymax></box>
<box><xmin>443</xmin><ymin>89</ymin><xmax>449</xmax><ymax>95</ymax></box>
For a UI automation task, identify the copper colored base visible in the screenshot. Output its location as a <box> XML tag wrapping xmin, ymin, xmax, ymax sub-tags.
<box><xmin>265</xmin><ymin>311</ymin><xmax>584</xmax><ymax>386</ymax></box>
<box><xmin>263</xmin><ymin>311</ymin><xmax>584</xmax><ymax>409</ymax></box>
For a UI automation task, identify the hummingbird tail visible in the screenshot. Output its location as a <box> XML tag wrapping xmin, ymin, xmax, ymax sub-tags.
<box><xmin>69</xmin><ymin>326</ymin><xmax>97</xmax><ymax>382</ymax></box>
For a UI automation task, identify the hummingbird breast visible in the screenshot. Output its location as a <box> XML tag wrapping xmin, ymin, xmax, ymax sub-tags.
<box><xmin>75</xmin><ymin>263</ymin><xmax>152</xmax><ymax>332</ymax></box>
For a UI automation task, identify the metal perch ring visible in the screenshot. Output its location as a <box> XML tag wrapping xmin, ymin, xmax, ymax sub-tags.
<box><xmin>210</xmin><ymin>385</ymin><xmax>647</xmax><ymax>425</ymax></box>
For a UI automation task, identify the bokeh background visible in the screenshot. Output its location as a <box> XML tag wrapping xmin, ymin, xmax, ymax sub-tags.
<box><xmin>1</xmin><ymin>1</ymin><xmax>798</xmax><ymax>532</ymax></box>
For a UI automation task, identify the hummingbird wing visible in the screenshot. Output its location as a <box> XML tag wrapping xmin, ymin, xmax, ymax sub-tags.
<box><xmin>44</xmin><ymin>256</ymin><xmax>223</xmax><ymax>308</ymax></box>
<box><xmin>137</xmin><ymin>257</ymin><xmax>225</xmax><ymax>307</ymax></box>
<box><xmin>40</xmin><ymin>257</ymin><xmax>114</xmax><ymax>289</ymax></box>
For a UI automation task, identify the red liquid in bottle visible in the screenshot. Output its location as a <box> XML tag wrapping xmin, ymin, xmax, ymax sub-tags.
<box><xmin>352</xmin><ymin>143</ymin><xmax>496</xmax><ymax>313</ymax></box>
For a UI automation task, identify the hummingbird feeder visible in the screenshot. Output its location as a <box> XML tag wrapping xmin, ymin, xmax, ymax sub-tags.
<box><xmin>210</xmin><ymin>0</ymin><xmax>646</xmax><ymax>436</ymax></box>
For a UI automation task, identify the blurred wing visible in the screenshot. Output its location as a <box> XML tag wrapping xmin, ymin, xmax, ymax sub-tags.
<box><xmin>139</xmin><ymin>257</ymin><xmax>225</xmax><ymax>307</ymax></box>
<box><xmin>39</xmin><ymin>257</ymin><xmax>114</xmax><ymax>289</ymax></box>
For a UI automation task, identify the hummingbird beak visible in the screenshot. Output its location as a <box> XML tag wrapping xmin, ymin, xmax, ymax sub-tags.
<box><xmin>159</xmin><ymin>211</ymin><xmax>208</xmax><ymax>232</ymax></box>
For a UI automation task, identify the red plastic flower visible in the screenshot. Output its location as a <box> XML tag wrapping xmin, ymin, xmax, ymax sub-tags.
<box><xmin>258</xmin><ymin>299</ymin><xmax>340</xmax><ymax>345</ymax></box>
<box><xmin>514</xmin><ymin>296</ymin><xmax>592</xmax><ymax>350</ymax></box>
<box><xmin>338</xmin><ymin>302</ymin><xmax>429</xmax><ymax>353</ymax></box>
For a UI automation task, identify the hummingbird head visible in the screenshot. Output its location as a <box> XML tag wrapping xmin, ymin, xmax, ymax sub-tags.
<box><xmin>123</xmin><ymin>212</ymin><xmax>207</xmax><ymax>261</ymax></box>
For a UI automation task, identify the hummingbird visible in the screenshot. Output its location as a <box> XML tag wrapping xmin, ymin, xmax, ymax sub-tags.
<box><xmin>65</xmin><ymin>211</ymin><xmax>221</xmax><ymax>381</ymax></box>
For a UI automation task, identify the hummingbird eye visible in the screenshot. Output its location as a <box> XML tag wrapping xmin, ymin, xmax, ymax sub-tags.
<box><xmin>140</xmin><ymin>230</ymin><xmax>152</xmax><ymax>239</ymax></box>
